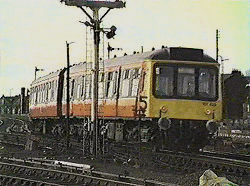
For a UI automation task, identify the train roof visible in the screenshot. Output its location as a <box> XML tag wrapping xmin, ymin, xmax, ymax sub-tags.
<box><xmin>31</xmin><ymin>47</ymin><xmax>217</xmax><ymax>86</ymax></box>
<box><xmin>104</xmin><ymin>47</ymin><xmax>216</xmax><ymax>67</ymax></box>
<box><xmin>31</xmin><ymin>69</ymin><xmax>63</xmax><ymax>86</ymax></box>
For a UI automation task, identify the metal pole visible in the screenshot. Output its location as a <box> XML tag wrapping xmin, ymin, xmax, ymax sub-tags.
<box><xmin>66</xmin><ymin>41</ymin><xmax>70</xmax><ymax>148</ymax></box>
<box><xmin>35</xmin><ymin>67</ymin><xmax>37</xmax><ymax>80</ymax></box>
<box><xmin>216</xmin><ymin>29</ymin><xmax>219</xmax><ymax>62</ymax></box>
<box><xmin>91</xmin><ymin>8</ymin><xmax>100</xmax><ymax>156</ymax></box>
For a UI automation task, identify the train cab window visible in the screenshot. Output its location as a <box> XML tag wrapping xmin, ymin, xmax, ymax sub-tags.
<box><xmin>198</xmin><ymin>68</ymin><xmax>216</xmax><ymax>98</ymax></box>
<box><xmin>177</xmin><ymin>68</ymin><xmax>195</xmax><ymax>97</ymax></box>
<box><xmin>155</xmin><ymin>66</ymin><xmax>174</xmax><ymax>97</ymax></box>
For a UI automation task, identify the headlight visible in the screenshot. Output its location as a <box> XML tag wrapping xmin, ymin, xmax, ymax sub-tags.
<box><xmin>205</xmin><ymin>109</ymin><xmax>211</xmax><ymax>115</ymax></box>
<box><xmin>160</xmin><ymin>106</ymin><xmax>168</xmax><ymax>113</ymax></box>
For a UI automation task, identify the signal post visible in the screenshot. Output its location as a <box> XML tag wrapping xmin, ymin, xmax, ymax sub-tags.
<box><xmin>60</xmin><ymin>0</ymin><xmax>125</xmax><ymax>156</ymax></box>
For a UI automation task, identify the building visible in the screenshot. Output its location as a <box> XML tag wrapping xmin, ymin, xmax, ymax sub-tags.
<box><xmin>0</xmin><ymin>88</ymin><xmax>30</xmax><ymax>115</ymax></box>
<box><xmin>222</xmin><ymin>72</ymin><xmax>250</xmax><ymax>119</ymax></box>
<box><xmin>0</xmin><ymin>95</ymin><xmax>21</xmax><ymax>114</ymax></box>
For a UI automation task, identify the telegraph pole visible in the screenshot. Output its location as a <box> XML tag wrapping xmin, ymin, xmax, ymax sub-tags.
<box><xmin>92</xmin><ymin>8</ymin><xmax>100</xmax><ymax>155</ymax></box>
<box><xmin>216</xmin><ymin>29</ymin><xmax>219</xmax><ymax>62</ymax></box>
<box><xmin>60</xmin><ymin>0</ymin><xmax>125</xmax><ymax>156</ymax></box>
<box><xmin>66</xmin><ymin>41</ymin><xmax>74</xmax><ymax>148</ymax></box>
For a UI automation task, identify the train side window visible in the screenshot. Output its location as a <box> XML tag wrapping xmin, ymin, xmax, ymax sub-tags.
<box><xmin>41</xmin><ymin>84</ymin><xmax>44</xmax><ymax>103</ymax></box>
<box><xmin>63</xmin><ymin>85</ymin><xmax>66</xmax><ymax>101</ymax></box>
<box><xmin>85</xmin><ymin>75</ymin><xmax>92</xmax><ymax>99</ymax></box>
<box><xmin>98</xmin><ymin>73</ymin><xmax>105</xmax><ymax>99</ymax></box>
<box><xmin>44</xmin><ymin>84</ymin><xmax>46</xmax><ymax>103</ymax></box>
<box><xmin>41</xmin><ymin>85</ymin><xmax>44</xmax><ymax>103</ymax></box>
<box><xmin>71</xmin><ymin>79</ymin><xmax>75</xmax><ymax>100</ymax></box>
<box><xmin>31</xmin><ymin>88</ymin><xmax>33</xmax><ymax>105</ymax></box>
<box><xmin>123</xmin><ymin>69</ymin><xmax>129</xmax><ymax>80</ymax></box>
<box><xmin>81</xmin><ymin>76</ymin><xmax>85</xmax><ymax>99</ymax></box>
<box><xmin>121</xmin><ymin>69</ymin><xmax>131</xmax><ymax>97</ymax></box>
<box><xmin>32</xmin><ymin>88</ymin><xmax>34</xmax><ymax>105</ymax></box>
<box><xmin>113</xmin><ymin>71</ymin><xmax>118</xmax><ymax>96</ymax></box>
<box><xmin>105</xmin><ymin>72</ymin><xmax>114</xmax><ymax>98</ymax></box>
<box><xmin>38</xmin><ymin>86</ymin><xmax>41</xmax><ymax>104</ymax></box>
<box><xmin>76</xmin><ymin>77</ymin><xmax>82</xmax><ymax>99</ymax></box>
<box><xmin>50</xmin><ymin>81</ymin><xmax>54</xmax><ymax>101</ymax></box>
<box><xmin>36</xmin><ymin>86</ymin><xmax>39</xmax><ymax>104</ymax></box>
<box><xmin>38</xmin><ymin>86</ymin><xmax>40</xmax><ymax>104</ymax></box>
<box><xmin>99</xmin><ymin>73</ymin><xmax>105</xmax><ymax>82</ymax></box>
<box><xmin>35</xmin><ymin>87</ymin><xmax>38</xmax><ymax>105</ymax></box>
<box><xmin>131</xmin><ymin>68</ymin><xmax>140</xmax><ymax>97</ymax></box>
<box><xmin>46</xmin><ymin>83</ymin><xmax>49</xmax><ymax>102</ymax></box>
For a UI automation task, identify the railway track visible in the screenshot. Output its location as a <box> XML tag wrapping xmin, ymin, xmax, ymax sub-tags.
<box><xmin>157</xmin><ymin>150</ymin><xmax>249</xmax><ymax>175</ymax></box>
<box><xmin>110</xmin><ymin>143</ymin><xmax>249</xmax><ymax>179</ymax></box>
<box><xmin>0</xmin><ymin>131</ymin><xmax>249</xmax><ymax>176</ymax></box>
<box><xmin>0</xmin><ymin>157</ymin><xmax>170</xmax><ymax>186</ymax></box>
<box><xmin>0</xmin><ymin>116</ymin><xmax>248</xmax><ymax>185</ymax></box>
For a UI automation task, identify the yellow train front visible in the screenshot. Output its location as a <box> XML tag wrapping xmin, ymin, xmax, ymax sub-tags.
<box><xmin>106</xmin><ymin>47</ymin><xmax>222</xmax><ymax>151</ymax></box>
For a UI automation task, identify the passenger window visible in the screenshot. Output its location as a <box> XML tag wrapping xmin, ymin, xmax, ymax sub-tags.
<box><xmin>131</xmin><ymin>68</ymin><xmax>140</xmax><ymax>97</ymax></box>
<box><xmin>51</xmin><ymin>81</ymin><xmax>54</xmax><ymax>101</ymax></box>
<box><xmin>121</xmin><ymin>69</ymin><xmax>131</xmax><ymax>97</ymax></box>
<box><xmin>123</xmin><ymin>70</ymin><xmax>129</xmax><ymax>80</ymax></box>
<box><xmin>113</xmin><ymin>71</ymin><xmax>118</xmax><ymax>95</ymax></box>
<box><xmin>99</xmin><ymin>73</ymin><xmax>105</xmax><ymax>82</ymax></box>
<box><xmin>98</xmin><ymin>73</ymin><xmax>105</xmax><ymax>99</ymax></box>
<box><xmin>105</xmin><ymin>72</ymin><xmax>114</xmax><ymax>98</ymax></box>
<box><xmin>85</xmin><ymin>75</ymin><xmax>92</xmax><ymax>99</ymax></box>
<box><xmin>76</xmin><ymin>77</ymin><xmax>81</xmax><ymax>99</ymax></box>
<box><xmin>81</xmin><ymin>76</ymin><xmax>85</xmax><ymax>99</ymax></box>
<box><xmin>71</xmin><ymin>79</ymin><xmax>75</xmax><ymax>99</ymax></box>
<box><xmin>46</xmin><ymin>83</ymin><xmax>49</xmax><ymax>102</ymax></box>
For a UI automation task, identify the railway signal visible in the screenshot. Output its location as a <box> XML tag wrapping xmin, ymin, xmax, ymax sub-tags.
<box><xmin>107</xmin><ymin>42</ymin><xmax>122</xmax><ymax>59</ymax></box>
<box><xmin>60</xmin><ymin>0</ymin><xmax>125</xmax><ymax>156</ymax></box>
<box><xmin>106</xmin><ymin>26</ymin><xmax>117</xmax><ymax>39</ymax></box>
<box><xmin>34</xmin><ymin>67</ymin><xmax>44</xmax><ymax>80</ymax></box>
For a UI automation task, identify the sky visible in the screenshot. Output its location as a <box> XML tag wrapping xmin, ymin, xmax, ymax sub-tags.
<box><xmin>0</xmin><ymin>0</ymin><xmax>249</xmax><ymax>96</ymax></box>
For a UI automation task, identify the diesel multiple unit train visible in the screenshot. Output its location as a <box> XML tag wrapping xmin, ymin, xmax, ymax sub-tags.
<box><xmin>29</xmin><ymin>47</ymin><xmax>222</xmax><ymax>151</ymax></box>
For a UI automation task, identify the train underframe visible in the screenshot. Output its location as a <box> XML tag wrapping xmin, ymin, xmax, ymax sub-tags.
<box><xmin>30</xmin><ymin>117</ymin><xmax>212</xmax><ymax>152</ymax></box>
